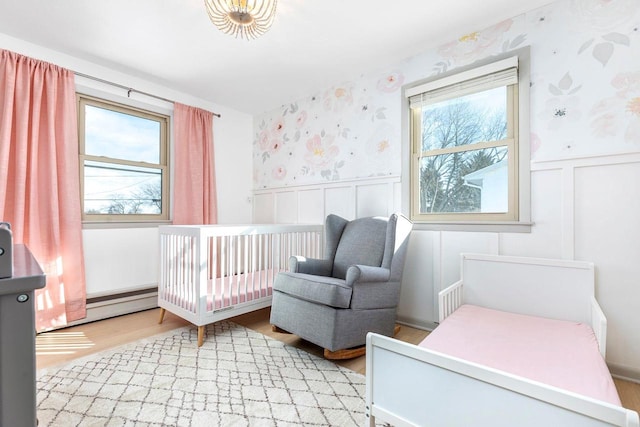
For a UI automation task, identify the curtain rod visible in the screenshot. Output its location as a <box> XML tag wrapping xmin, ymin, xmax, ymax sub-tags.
<box><xmin>74</xmin><ymin>71</ymin><xmax>222</xmax><ymax>118</ymax></box>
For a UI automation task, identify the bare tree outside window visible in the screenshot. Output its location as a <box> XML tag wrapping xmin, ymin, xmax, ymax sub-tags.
<box><xmin>101</xmin><ymin>183</ymin><xmax>162</xmax><ymax>215</ymax></box>
<box><xmin>79</xmin><ymin>95</ymin><xmax>168</xmax><ymax>221</ymax></box>
<box><xmin>413</xmin><ymin>84</ymin><xmax>515</xmax><ymax>218</ymax></box>
<box><xmin>409</xmin><ymin>56</ymin><xmax>524</xmax><ymax>223</ymax></box>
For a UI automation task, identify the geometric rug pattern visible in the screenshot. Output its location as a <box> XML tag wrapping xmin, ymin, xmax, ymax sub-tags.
<box><xmin>37</xmin><ymin>321</ymin><xmax>368</xmax><ymax>426</ymax></box>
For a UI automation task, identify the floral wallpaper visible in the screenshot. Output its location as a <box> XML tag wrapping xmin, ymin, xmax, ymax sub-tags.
<box><xmin>254</xmin><ymin>0</ymin><xmax>640</xmax><ymax>189</ymax></box>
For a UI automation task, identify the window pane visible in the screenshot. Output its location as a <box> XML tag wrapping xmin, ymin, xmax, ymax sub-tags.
<box><xmin>420</xmin><ymin>86</ymin><xmax>507</xmax><ymax>152</ymax></box>
<box><xmin>84</xmin><ymin>105</ymin><xmax>161</xmax><ymax>163</ymax></box>
<box><xmin>83</xmin><ymin>160</ymin><xmax>163</xmax><ymax>215</ymax></box>
<box><xmin>418</xmin><ymin>146</ymin><xmax>508</xmax><ymax>214</ymax></box>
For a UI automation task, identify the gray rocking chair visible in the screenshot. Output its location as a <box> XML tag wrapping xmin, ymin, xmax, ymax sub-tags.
<box><xmin>269</xmin><ymin>213</ymin><xmax>412</xmax><ymax>359</ymax></box>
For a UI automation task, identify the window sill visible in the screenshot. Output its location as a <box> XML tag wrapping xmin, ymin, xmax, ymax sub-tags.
<box><xmin>412</xmin><ymin>221</ymin><xmax>533</xmax><ymax>233</ymax></box>
<box><xmin>82</xmin><ymin>220</ymin><xmax>172</xmax><ymax>230</ymax></box>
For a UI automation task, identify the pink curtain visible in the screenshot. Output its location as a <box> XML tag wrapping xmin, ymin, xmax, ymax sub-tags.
<box><xmin>0</xmin><ymin>49</ymin><xmax>86</xmax><ymax>331</ymax></box>
<box><xmin>173</xmin><ymin>102</ymin><xmax>218</xmax><ymax>224</ymax></box>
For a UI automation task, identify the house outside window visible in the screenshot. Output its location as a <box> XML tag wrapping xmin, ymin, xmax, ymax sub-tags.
<box><xmin>78</xmin><ymin>95</ymin><xmax>169</xmax><ymax>222</ymax></box>
<box><xmin>407</xmin><ymin>55</ymin><xmax>527</xmax><ymax>225</ymax></box>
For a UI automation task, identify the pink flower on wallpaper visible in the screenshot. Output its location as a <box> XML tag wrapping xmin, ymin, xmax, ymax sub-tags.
<box><xmin>295</xmin><ymin>110</ymin><xmax>307</xmax><ymax>128</ymax></box>
<box><xmin>626</xmin><ymin>97</ymin><xmax>640</xmax><ymax>142</ymax></box>
<box><xmin>570</xmin><ymin>0</ymin><xmax>637</xmax><ymax>32</ymax></box>
<box><xmin>591</xmin><ymin>96</ymin><xmax>623</xmax><ymax>137</ymax></box>
<box><xmin>530</xmin><ymin>132</ymin><xmax>541</xmax><ymax>158</ymax></box>
<box><xmin>364</xmin><ymin>123</ymin><xmax>398</xmax><ymax>174</ymax></box>
<box><xmin>612</xmin><ymin>71</ymin><xmax>640</xmax><ymax>95</ymax></box>
<box><xmin>272</xmin><ymin>118</ymin><xmax>285</xmax><ymax>136</ymax></box>
<box><xmin>627</xmin><ymin>98</ymin><xmax>640</xmax><ymax>116</ymax></box>
<box><xmin>272</xmin><ymin>166</ymin><xmax>287</xmax><ymax>180</ymax></box>
<box><xmin>258</xmin><ymin>130</ymin><xmax>270</xmax><ymax>151</ymax></box>
<box><xmin>304</xmin><ymin>134</ymin><xmax>339</xmax><ymax>169</ymax></box>
<box><xmin>590</xmin><ymin>72</ymin><xmax>640</xmax><ymax>143</ymax></box>
<box><xmin>591</xmin><ymin>112</ymin><xmax>617</xmax><ymax>138</ymax></box>
<box><xmin>438</xmin><ymin>20</ymin><xmax>514</xmax><ymax>66</ymax></box>
<box><xmin>323</xmin><ymin>86</ymin><xmax>353</xmax><ymax>112</ymax></box>
<box><xmin>377</xmin><ymin>71</ymin><xmax>405</xmax><ymax>93</ymax></box>
<box><xmin>269</xmin><ymin>138</ymin><xmax>283</xmax><ymax>154</ymax></box>
<box><xmin>377</xmin><ymin>139</ymin><xmax>390</xmax><ymax>153</ymax></box>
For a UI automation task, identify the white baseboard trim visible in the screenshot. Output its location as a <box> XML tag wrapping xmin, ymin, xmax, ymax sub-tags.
<box><xmin>609</xmin><ymin>363</ymin><xmax>640</xmax><ymax>384</ymax></box>
<box><xmin>396</xmin><ymin>317</ymin><xmax>437</xmax><ymax>332</ymax></box>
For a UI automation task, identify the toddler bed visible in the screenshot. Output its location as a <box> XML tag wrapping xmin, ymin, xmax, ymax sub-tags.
<box><xmin>158</xmin><ymin>224</ymin><xmax>323</xmax><ymax>346</ymax></box>
<box><xmin>366</xmin><ymin>253</ymin><xmax>640</xmax><ymax>427</ymax></box>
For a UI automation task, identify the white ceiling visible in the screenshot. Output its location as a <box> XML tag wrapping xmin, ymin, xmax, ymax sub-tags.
<box><xmin>0</xmin><ymin>0</ymin><xmax>552</xmax><ymax>115</ymax></box>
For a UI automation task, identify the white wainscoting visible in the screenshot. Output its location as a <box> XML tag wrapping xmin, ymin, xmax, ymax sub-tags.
<box><xmin>419</xmin><ymin>152</ymin><xmax>640</xmax><ymax>379</ymax></box>
<box><xmin>252</xmin><ymin>176</ymin><xmax>402</xmax><ymax>223</ymax></box>
<box><xmin>252</xmin><ymin>154</ymin><xmax>640</xmax><ymax>380</ymax></box>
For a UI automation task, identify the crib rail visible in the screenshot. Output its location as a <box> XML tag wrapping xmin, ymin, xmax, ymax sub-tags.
<box><xmin>158</xmin><ymin>224</ymin><xmax>323</xmax><ymax>326</ymax></box>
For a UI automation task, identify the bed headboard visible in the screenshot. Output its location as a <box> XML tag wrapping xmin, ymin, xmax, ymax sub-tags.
<box><xmin>460</xmin><ymin>253</ymin><xmax>595</xmax><ymax>324</ymax></box>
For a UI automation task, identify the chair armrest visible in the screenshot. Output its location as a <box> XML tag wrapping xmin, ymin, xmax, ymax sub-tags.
<box><xmin>346</xmin><ymin>265</ymin><xmax>391</xmax><ymax>286</ymax></box>
<box><xmin>348</xmin><ymin>266</ymin><xmax>397</xmax><ymax>310</ymax></box>
<box><xmin>289</xmin><ymin>256</ymin><xmax>333</xmax><ymax>276</ymax></box>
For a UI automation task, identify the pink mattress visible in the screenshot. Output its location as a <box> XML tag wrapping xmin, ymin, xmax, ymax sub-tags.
<box><xmin>207</xmin><ymin>269</ymin><xmax>276</xmax><ymax>310</ymax></box>
<box><xmin>420</xmin><ymin>304</ymin><xmax>621</xmax><ymax>406</ymax></box>
<box><xmin>162</xmin><ymin>269</ymin><xmax>276</xmax><ymax>313</ymax></box>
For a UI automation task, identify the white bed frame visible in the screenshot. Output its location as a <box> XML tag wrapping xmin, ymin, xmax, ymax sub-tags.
<box><xmin>158</xmin><ymin>224</ymin><xmax>323</xmax><ymax>346</ymax></box>
<box><xmin>366</xmin><ymin>253</ymin><xmax>640</xmax><ymax>427</ymax></box>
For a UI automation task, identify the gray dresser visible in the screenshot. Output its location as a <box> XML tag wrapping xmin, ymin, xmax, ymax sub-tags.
<box><xmin>0</xmin><ymin>243</ymin><xmax>46</xmax><ymax>427</ymax></box>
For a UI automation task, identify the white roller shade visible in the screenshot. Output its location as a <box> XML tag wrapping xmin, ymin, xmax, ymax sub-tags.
<box><xmin>408</xmin><ymin>56</ymin><xmax>518</xmax><ymax>108</ymax></box>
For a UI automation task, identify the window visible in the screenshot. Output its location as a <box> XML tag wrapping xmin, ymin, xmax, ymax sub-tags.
<box><xmin>78</xmin><ymin>95</ymin><xmax>169</xmax><ymax>221</ymax></box>
<box><xmin>407</xmin><ymin>56</ymin><xmax>524</xmax><ymax>223</ymax></box>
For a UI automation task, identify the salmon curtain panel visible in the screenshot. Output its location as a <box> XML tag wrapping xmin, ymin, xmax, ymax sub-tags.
<box><xmin>0</xmin><ymin>49</ymin><xmax>86</xmax><ymax>331</ymax></box>
<box><xmin>173</xmin><ymin>102</ymin><xmax>218</xmax><ymax>224</ymax></box>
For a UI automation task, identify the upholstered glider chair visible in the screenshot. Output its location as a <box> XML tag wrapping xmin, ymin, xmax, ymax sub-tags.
<box><xmin>270</xmin><ymin>213</ymin><xmax>412</xmax><ymax>360</ymax></box>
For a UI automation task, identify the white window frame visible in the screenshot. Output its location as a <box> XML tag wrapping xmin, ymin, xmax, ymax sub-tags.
<box><xmin>78</xmin><ymin>94</ymin><xmax>170</xmax><ymax>223</ymax></box>
<box><xmin>401</xmin><ymin>48</ymin><xmax>531</xmax><ymax>232</ymax></box>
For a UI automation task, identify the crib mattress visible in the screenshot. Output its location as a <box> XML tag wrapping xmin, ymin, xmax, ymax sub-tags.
<box><xmin>420</xmin><ymin>304</ymin><xmax>621</xmax><ymax>406</ymax></box>
<box><xmin>161</xmin><ymin>269</ymin><xmax>276</xmax><ymax>313</ymax></box>
<box><xmin>207</xmin><ymin>269</ymin><xmax>276</xmax><ymax>310</ymax></box>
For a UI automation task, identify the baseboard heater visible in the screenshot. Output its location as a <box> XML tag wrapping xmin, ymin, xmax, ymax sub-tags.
<box><xmin>65</xmin><ymin>286</ymin><xmax>159</xmax><ymax>328</ymax></box>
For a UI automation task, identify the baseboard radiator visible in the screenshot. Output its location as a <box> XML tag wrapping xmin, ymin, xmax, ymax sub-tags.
<box><xmin>65</xmin><ymin>286</ymin><xmax>159</xmax><ymax>328</ymax></box>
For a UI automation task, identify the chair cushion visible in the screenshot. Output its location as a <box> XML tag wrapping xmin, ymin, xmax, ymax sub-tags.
<box><xmin>273</xmin><ymin>272</ymin><xmax>352</xmax><ymax>309</ymax></box>
<box><xmin>332</xmin><ymin>217</ymin><xmax>388</xmax><ymax>279</ymax></box>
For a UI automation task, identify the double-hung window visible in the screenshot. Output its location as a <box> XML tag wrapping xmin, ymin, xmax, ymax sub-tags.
<box><xmin>408</xmin><ymin>56</ymin><xmax>523</xmax><ymax>223</ymax></box>
<box><xmin>78</xmin><ymin>95</ymin><xmax>169</xmax><ymax>222</ymax></box>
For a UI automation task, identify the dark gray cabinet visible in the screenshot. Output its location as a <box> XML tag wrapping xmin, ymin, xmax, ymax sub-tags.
<box><xmin>0</xmin><ymin>244</ymin><xmax>45</xmax><ymax>427</ymax></box>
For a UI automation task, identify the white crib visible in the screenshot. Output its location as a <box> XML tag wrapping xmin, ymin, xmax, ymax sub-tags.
<box><xmin>158</xmin><ymin>224</ymin><xmax>323</xmax><ymax>346</ymax></box>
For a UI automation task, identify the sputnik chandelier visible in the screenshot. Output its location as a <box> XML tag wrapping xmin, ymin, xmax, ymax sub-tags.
<box><xmin>204</xmin><ymin>0</ymin><xmax>278</xmax><ymax>40</ymax></box>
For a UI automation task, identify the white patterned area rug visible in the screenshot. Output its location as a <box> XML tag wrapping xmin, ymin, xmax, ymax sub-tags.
<box><xmin>37</xmin><ymin>321</ymin><xmax>368</xmax><ymax>426</ymax></box>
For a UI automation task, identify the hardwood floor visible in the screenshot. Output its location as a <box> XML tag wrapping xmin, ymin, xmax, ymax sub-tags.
<box><xmin>36</xmin><ymin>308</ymin><xmax>191</xmax><ymax>369</ymax></box>
<box><xmin>36</xmin><ymin>307</ymin><xmax>640</xmax><ymax>414</ymax></box>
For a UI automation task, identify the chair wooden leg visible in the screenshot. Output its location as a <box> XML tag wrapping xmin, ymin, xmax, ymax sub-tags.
<box><xmin>324</xmin><ymin>346</ymin><xmax>366</xmax><ymax>360</ymax></box>
<box><xmin>158</xmin><ymin>308</ymin><xmax>166</xmax><ymax>324</ymax></box>
<box><xmin>271</xmin><ymin>325</ymin><xmax>291</xmax><ymax>334</ymax></box>
<box><xmin>197</xmin><ymin>326</ymin><xmax>205</xmax><ymax>347</ymax></box>
<box><xmin>324</xmin><ymin>326</ymin><xmax>401</xmax><ymax>360</ymax></box>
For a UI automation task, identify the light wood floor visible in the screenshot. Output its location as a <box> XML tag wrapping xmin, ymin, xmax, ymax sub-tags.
<box><xmin>36</xmin><ymin>307</ymin><xmax>640</xmax><ymax>414</ymax></box>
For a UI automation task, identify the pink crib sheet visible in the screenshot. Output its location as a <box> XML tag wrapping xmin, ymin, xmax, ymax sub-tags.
<box><xmin>207</xmin><ymin>268</ymin><xmax>276</xmax><ymax>310</ymax></box>
<box><xmin>421</xmin><ymin>304</ymin><xmax>621</xmax><ymax>406</ymax></box>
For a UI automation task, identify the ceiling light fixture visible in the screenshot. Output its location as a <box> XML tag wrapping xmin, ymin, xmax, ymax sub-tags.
<box><xmin>204</xmin><ymin>0</ymin><xmax>278</xmax><ymax>40</ymax></box>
